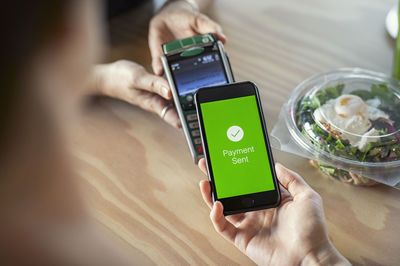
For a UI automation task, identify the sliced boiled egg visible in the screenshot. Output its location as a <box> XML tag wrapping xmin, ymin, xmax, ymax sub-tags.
<box><xmin>334</xmin><ymin>95</ymin><xmax>367</xmax><ymax>118</ymax></box>
<box><xmin>313</xmin><ymin>94</ymin><xmax>389</xmax><ymax>151</ymax></box>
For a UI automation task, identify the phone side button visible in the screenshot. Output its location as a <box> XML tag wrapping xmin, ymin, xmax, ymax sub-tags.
<box><xmin>196</xmin><ymin>145</ymin><xmax>203</xmax><ymax>154</ymax></box>
<box><xmin>191</xmin><ymin>130</ymin><xmax>200</xmax><ymax>137</ymax></box>
<box><xmin>194</xmin><ymin>138</ymin><xmax>202</xmax><ymax>145</ymax></box>
<box><xmin>189</xmin><ymin>122</ymin><xmax>199</xmax><ymax>129</ymax></box>
<box><xmin>186</xmin><ymin>113</ymin><xmax>198</xmax><ymax>121</ymax></box>
<box><xmin>241</xmin><ymin>198</ymin><xmax>255</xmax><ymax>208</ymax></box>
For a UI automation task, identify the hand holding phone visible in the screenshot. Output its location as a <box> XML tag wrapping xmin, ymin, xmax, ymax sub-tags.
<box><xmin>198</xmin><ymin>161</ymin><xmax>349</xmax><ymax>266</ymax></box>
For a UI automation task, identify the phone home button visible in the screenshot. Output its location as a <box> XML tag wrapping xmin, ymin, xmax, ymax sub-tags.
<box><xmin>241</xmin><ymin>198</ymin><xmax>255</xmax><ymax>208</ymax></box>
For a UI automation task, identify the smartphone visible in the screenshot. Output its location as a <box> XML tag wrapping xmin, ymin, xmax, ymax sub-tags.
<box><xmin>195</xmin><ymin>82</ymin><xmax>280</xmax><ymax>215</ymax></box>
<box><xmin>161</xmin><ymin>33</ymin><xmax>234</xmax><ymax>163</ymax></box>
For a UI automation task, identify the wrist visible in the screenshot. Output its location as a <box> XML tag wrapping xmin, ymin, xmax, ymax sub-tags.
<box><xmin>87</xmin><ymin>64</ymin><xmax>108</xmax><ymax>96</ymax></box>
<box><xmin>301</xmin><ymin>240</ymin><xmax>350</xmax><ymax>266</ymax></box>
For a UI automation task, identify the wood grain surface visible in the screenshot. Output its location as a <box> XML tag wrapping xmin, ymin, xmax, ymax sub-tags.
<box><xmin>72</xmin><ymin>0</ymin><xmax>400</xmax><ymax>265</ymax></box>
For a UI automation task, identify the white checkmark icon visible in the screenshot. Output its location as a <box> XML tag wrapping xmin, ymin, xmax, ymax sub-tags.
<box><xmin>227</xmin><ymin>126</ymin><xmax>244</xmax><ymax>142</ymax></box>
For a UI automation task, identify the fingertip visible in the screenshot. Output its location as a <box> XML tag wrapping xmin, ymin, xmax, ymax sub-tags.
<box><xmin>210</xmin><ymin>201</ymin><xmax>220</xmax><ymax>220</ymax></box>
<box><xmin>199</xmin><ymin>179</ymin><xmax>208</xmax><ymax>190</ymax></box>
<box><xmin>172</xmin><ymin>119</ymin><xmax>182</xmax><ymax>129</ymax></box>
<box><xmin>195</xmin><ymin>15</ymin><xmax>226</xmax><ymax>43</ymax></box>
<box><xmin>215</xmin><ymin>201</ymin><xmax>223</xmax><ymax>211</ymax></box>
<box><xmin>198</xmin><ymin>158</ymin><xmax>207</xmax><ymax>175</ymax></box>
<box><xmin>199</xmin><ymin>180</ymin><xmax>209</xmax><ymax>195</ymax></box>
<box><xmin>199</xmin><ymin>180</ymin><xmax>206</xmax><ymax>194</ymax></box>
<box><xmin>152</xmin><ymin>60</ymin><xmax>164</xmax><ymax>76</ymax></box>
<box><xmin>275</xmin><ymin>163</ymin><xmax>310</xmax><ymax>197</ymax></box>
<box><xmin>276</xmin><ymin>163</ymin><xmax>297</xmax><ymax>179</ymax></box>
<box><xmin>164</xmin><ymin>108</ymin><xmax>181</xmax><ymax>128</ymax></box>
<box><xmin>161</xmin><ymin>86</ymin><xmax>171</xmax><ymax>99</ymax></box>
<box><xmin>210</xmin><ymin>205</ymin><xmax>216</xmax><ymax>219</ymax></box>
<box><xmin>275</xmin><ymin>162</ymin><xmax>284</xmax><ymax>172</ymax></box>
<box><xmin>166</xmin><ymin>119</ymin><xmax>181</xmax><ymax>129</ymax></box>
<box><xmin>275</xmin><ymin>163</ymin><xmax>290</xmax><ymax>183</ymax></box>
<box><xmin>216</xmin><ymin>32</ymin><xmax>227</xmax><ymax>44</ymax></box>
<box><xmin>198</xmin><ymin>158</ymin><xmax>204</xmax><ymax>165</ymax></box>
<box><xmin>211</xmin><ymin>201</ymin><xmax>224</xmax><ymax>221</ymax></box>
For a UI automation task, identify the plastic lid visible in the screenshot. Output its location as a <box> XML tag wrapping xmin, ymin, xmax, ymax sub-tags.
<box><xmin>288</xmin><ymin>68</ymin><xmax>400</xmax><ymax>167</ymax></box>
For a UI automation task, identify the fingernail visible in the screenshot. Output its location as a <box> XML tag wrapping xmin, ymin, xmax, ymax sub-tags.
<box><xmin>162</xmin><ymin>86</ymin><xmax>170</xmax><ymax>98</ymax></box>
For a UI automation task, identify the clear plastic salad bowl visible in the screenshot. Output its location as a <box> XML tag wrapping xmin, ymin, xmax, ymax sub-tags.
<box><xmin>271</xmin><ymin>68</ymin><xmax>400</xmax><ymax>188</ymax></box>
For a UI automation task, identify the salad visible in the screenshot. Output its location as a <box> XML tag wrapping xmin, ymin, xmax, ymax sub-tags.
<box><xmin>295</xmin><ymin>83</ymin><xmax>400</xmax><ymax>184</ymax></box>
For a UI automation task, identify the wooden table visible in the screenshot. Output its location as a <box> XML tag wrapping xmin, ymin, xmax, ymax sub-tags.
<box><xmin>72</xmin><ymin>0</ymin><xmax>400</xmax><ymax>265</ymax></box>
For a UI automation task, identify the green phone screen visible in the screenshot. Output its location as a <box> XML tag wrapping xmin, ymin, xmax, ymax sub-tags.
<box><xmin>200</xmin><ymin>95</ymin><xmax>276</xmax><ymax>199</ymax></box>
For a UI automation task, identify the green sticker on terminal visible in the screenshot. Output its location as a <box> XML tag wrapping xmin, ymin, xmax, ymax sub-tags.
<box><xmin>163</xmin><ymin>34</ymin><xmax>215</xmax><ymax>54</ymax></box>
